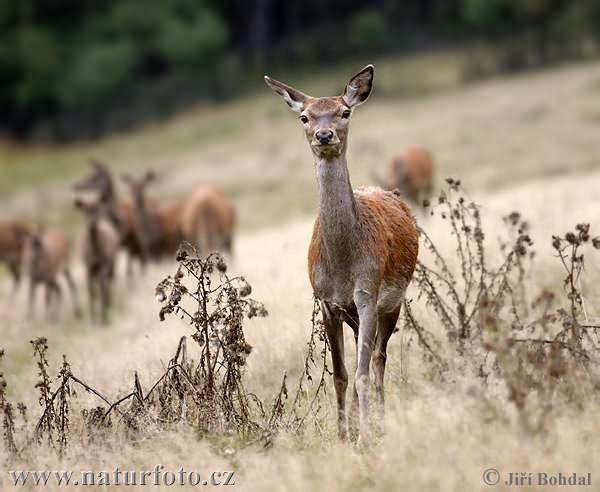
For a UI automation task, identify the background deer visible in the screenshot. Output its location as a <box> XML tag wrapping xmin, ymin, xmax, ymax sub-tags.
<box><xmin>383</xmin><ymin>145</ymin><xmax>434</xmax><ymax>204</ymax></box>
<box><xmin>122</xmin><ymin>171</ymin><xmax>183</xmax><ymax>260</ymax></box>
<box><xmin>74</xmin><ymin>160</ymin><xmax>145</xmax><ymax>273</ymax></box>
<box><xmin>75</xmin><ymin>199</ymin><xmax>121</xmax><ymax>324</ymax></box>
<box><xmin>265</xmin><ymin>65</ymin><xmax>419</xmax><ymax>445</ymax></box>
<box><xmin>179</xmin><ymin>184</ymin><xmax>235</xmax><ymax>256</ymax></box>
<box><xmin>0</xmin><ymin>221</ymin><xmax>31</xmax><ymax>294</ymax></box>
<box><xmin>21</xmin><ymin>228</ymin><xmax>81</xmax><ymax>319</ymax></box>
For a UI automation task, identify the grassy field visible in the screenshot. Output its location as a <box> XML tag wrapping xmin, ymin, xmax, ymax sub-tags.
<box><xmin>1</xmin><ymin>56</ymin><xmax>600</xmax><ymax>491</ymax></box>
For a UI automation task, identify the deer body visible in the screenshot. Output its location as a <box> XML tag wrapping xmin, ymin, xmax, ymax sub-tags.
<box><xmin>22</xmin><ymin>230</ymin><xmax>80</xmax><ymax>319</ymax></box>
<box><xmin>384</xmin><ymin>145</ymin><xmax>434</xmax><ymax>203</ymax></box>
<box><xmin>75</xmin><ymin>161</ymin><xmax>145</xmax><ymax>272</ymax></box>
<box><xmin>266</xmin><ymin>65</ymin><xmax>418</xmax><ymax>444</ymax></box>
<box><xmin>179</xmin><ymin>185</ymin><xmax>235</xmax><ymax>255</ymax></box>
<box><xmin>0</xmin><ymin>221</ymin><xmax>30</xmax><ymax>291</ymax></box>
<box><xmin>123</xmin><ymin>172</ymin><xmax>234</xmax><ymax>259</ymax></box>
<box><xmin>123</xmin><ymin>172</ymin><xmax>184</xmax><ymax>260</ymax></box>
<box><xmin>76</xmin><ymin>200</ymin><xmax>121</xmax><ymax>324</ymax></box>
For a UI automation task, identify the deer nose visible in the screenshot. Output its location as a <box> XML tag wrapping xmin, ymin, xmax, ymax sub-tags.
<box><xmin>316</xmin><ymin>130</ymin><xmax>334</xmax><ymax>145</ymax></box>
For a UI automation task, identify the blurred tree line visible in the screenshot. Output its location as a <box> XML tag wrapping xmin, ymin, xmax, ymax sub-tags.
<box><xmin>1</xmin><ymin>0</ymin><xmax>599</xmax><ymax>141</ymax></box>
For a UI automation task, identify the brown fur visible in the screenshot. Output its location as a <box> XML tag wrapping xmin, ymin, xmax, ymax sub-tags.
<box><xmin>266</xmin><ymin>64</ymin><xmax>419</xmax><ymax>445</ymax></box>
<box><xmin>309</xmin><ymin>187</ymin><xmax>418</xmax><ymax>292</ymax></box>
<box><xmin>179</xmin><ymin>185</ymin><xmax>235</xmax><ymax>255</ymax></box>
<box><xmin>143</xmin><ymin>199</ymin><xmax>183</xmax><ymax>258</ymax></box>
<box><xmin>75</xmin><ymin>199</ymin><xmax>121</xmax><ymax>324</ymax></box>
<box><xmin>122</xmin><ymin>172</ymin><xmax>184</xmax><ymax>260</ymax></box>
<box><xmin>22</xmin><ymin>229</ymin><xmax>80</xmax><ymax>319</ymax></box>
<box><xmin>384</xmin><ymin>145</ymin><xmax>434</xmax><ymax>203</ymax></box>
<box><xmin>0</xmin><ymin>221</ymin><xmax>31</xmax><ymax>289</ymax></box>
<box><xmin>74</xmin><ymin>160</ymin><xmax>145</xmax><ymax>273</ymax></box>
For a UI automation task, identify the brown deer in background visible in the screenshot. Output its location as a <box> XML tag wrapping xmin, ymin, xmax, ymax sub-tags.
<box><xmin>265</xmin><ymin>65</ymin><xmax>419</xmax><ymax>445</ymax></box>
<box><xmin>179</xmin><ymin>184</ymin><xmax>235</xmax><ymax>256</ymax></box>
<box><xmin>121</xmin><ymin>171</ymin><xmax>183</xmax><ymax>260</ymax></box>
<box><xmin>0</xmin><ymin>221</ymin><xmax>31</xmax><ymax>294</ymax></box>
<box><xmin>383</xmin><ymin>145</ymin><xmax>434</xmax><ymax>204</ymax></box>
<box><xmin>21</xmin><ymin>228</ymin><xmax>81</xmax><ymax>319</ymax></box>
<box><xmin>75</xmin><ymin>199</ymin><xmax>121</xmax><ymax>324</ymax></box>
<box><xmin>74</xmin><ymin>160</ymin><xmax>145</xmax><ymax>272</ymax></box>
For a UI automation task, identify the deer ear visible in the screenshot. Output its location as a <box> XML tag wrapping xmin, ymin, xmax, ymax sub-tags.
<box><xmin>264</xmin><ymin>76</ymin><xmax>309</xmax><ymax>113</ymax></box>
<box><xmin>145</xmin><ymin>170</ymin><xmax>156</xmax><ymax>183</ymax></box>
<box><xmin>342</xmin><ymin>64</ymin><xmax>374</xmax><ymax>109</ymax></box>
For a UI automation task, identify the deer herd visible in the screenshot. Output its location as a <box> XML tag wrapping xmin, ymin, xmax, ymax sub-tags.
<box><xmin>1</xmin><ymin>64</ymin><xmax>435</xmax><ymax>444</ymax></box>
<box><xmin>1</xmin><ymin>160</ymin><xmax>235</xmax><ymax>324</ymax></box>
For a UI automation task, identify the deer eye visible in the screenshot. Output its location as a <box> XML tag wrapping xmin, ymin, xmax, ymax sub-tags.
<box><xmin>341</xmin><ymin>109</ymin><xmax>351</xmax><ymax>119</ymax></box>
<box><xmin>300</xmin><ymin>115</ymin><xmax>308</xmax><ymax>124</ymax></box>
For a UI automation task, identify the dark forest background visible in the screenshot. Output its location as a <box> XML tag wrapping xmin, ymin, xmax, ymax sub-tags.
<box><xmin>2</xmin><ymin>0</ymin><xmax>600</xmax><ymax>141</ymax></box>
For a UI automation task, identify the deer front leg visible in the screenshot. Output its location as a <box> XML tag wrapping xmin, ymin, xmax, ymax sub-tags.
<box><xmin>322</xmin><ymin>301</ymin><xmax>348</xmax><ymax>440</ymax></box>
<box><xmin>354</xmin><ymin>288</ymin><xmax>378</xmax><ymax>446</ymax></box>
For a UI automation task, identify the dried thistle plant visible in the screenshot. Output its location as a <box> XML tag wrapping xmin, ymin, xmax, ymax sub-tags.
<box><xmin>155</xmin><ymin>248</ymin><xmax>267</xmax><ymax>436</ymax></box>
<box><xmin>415</xmin><ymin>178</ymin><xmax>533</xmax><ymax>347</ymax></box>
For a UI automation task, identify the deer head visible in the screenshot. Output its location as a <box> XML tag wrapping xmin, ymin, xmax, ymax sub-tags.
<box><xmin>122</xmin><ymin>171</ymin><xmax>156</xmax><ymax>207</ymax></box>
<box><xmin>264</xmin><ymin>65</ymin><xmax>374</xmax><ymax>160</ymax></box>
<box><xmin>74</xmin><ymin>159</ymin><xmax>114</xmax><ymax>200</ymax></box>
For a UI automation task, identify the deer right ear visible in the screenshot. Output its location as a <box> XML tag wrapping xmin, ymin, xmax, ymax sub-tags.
<box><xmin>342</xmin><ymin>64</ymin><xmax>374</xmax><ymax>109</ymax></box>
<box><xmin>264</xmin><ymin>76</ymin><xmax>308</xmax><ymax>113</ymax></box>
<box><xmin>145</xmin><ymin>170</ymin><xmax>156</xmax><ymax>183</ymax></box>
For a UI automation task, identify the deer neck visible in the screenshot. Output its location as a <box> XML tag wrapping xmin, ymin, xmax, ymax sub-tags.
<box><xmin>315</xmin><ymin>152</ymin><xmax>358</xmax><ymax>258</ymax></box>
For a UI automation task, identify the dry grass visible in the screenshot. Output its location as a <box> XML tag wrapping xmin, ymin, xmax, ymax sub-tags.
<box><xmin>2</xmin><ymin>59</ymin><xmax>600</xmax><ymax>491</ymax></box>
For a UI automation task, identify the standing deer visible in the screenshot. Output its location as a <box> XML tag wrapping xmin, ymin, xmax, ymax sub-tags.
<box><xmin>121</xmin><ymin>171</ymin><xmax>183</xmax><ymax>260</ymax></box>
<box><xmin>383</xmin><ymin>145</ymin><xmax>434</xmax><ymax>204</ymax></box>
<box><xmin>74</xmin><ymin>160</ymin><xmax>144</xmax><ymax>272</ymax></box>
<box><xmin>21</xmin><ymin>229</ymin><xmax>81</xmax><ymax>319</ymax></box>
<box><xmin>265</xmin><ymin>65</ymin><xmax>419</xmax><ymax>444</ymax></box>
<box><xmin>0</xmin><ymin>221</ymin><xmax>31</xmax><ymax>293</ymax></box>
<box><xmin>75</xmin><ymin>199</ymin><xmax>121</xmax><ymax>324</ymax></box>
<box><xmin>179</xmin><ymin>184</ymin><xmax>235</xmax><ymax>256</ymax></box>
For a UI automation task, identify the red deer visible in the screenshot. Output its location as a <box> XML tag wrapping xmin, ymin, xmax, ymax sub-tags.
<box><xmin>0</xmin><ymin>221</ymin><xmax>31</xmax><ymax>293</ymax></box>
<box><xmin>265</xmin><ymin>65</ymin><xmax>418</xmax><ymax>445</ymax></box>
<box><xmin>383</xmin><ymin>145</ymin><xmax>434</xmax><ymax>204</ymax></box>
<box><xmin>179</xmin><ymin>184</ymin><xmax>235</xmax><ymax>256</ymax></box>
<box><xmin>121</xmin><ymin>171</ymin><xmax>183</xmax><ymax>260</ymax></box>
<box><xmin>75</xmin><ymin>199</ymin><xmax>121</xmax><ymax>324</ymax></box>
<box><xmin>74</xmin><ymin>160</ymin><xmax>145</xmax><ymax>271</ymax></box>
<box><xmin>21</xmin><ymin>229</ymin><xmax>81</xmax><ymax>319</ymax></box>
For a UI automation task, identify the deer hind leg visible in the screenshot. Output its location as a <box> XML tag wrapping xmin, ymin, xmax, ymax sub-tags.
<box><xmin>28</xmin><ymin>280</ymin><xmax>37</xmax><ymax>319</ymax></box>
<box><xmin>354</xmin><ymin>288</ymin><xmax>378</xmax><ymax>446</ymax></box>
<box><xmin>43</xmin><ymin>279</ymin><xmax>60</xmax><ymax>321</ymax></box>
<box><xmin>63</xmin><ymin>269</ymin><xmax>81</xmax><ymax>318</ymax></box>
<box><xmin>373</xmin><ymin>308</ymin><xmax>400</xmax><ymax>427</ymax></box>
<box><xmin>322</xmin><ymin>301</ymin><xmax>348</xmax><ymax>440</ymax></box>
<box><xmin>348</xmin><ymin>321</ymin><xmax>359</xmax><ymax>441</ymax></box>
<box><xmin>99</xmin><ymin>268</ymin><xmax>112</xmax><ymax>325</ymax></box>
<box><xmin>87</xmin><ymin>268</ymin><xmax>97</xmax><ymax>323</ymax></box>
<box><xmin>8</xmin><ymin>258</ymin><xmax>21</xmax><ymax>296</ymax></box>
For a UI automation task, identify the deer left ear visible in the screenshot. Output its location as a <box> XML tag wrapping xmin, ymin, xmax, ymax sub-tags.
<box><xmin>264</xmin><ymin>76</ymin><xmax>309</xmax><ymax>113</ymax></box>
<box><xmin>342</xmin><ymin>64</ymin><xmax>374</xmax><ymax>109</ymax></box>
